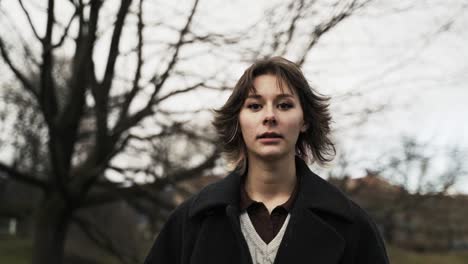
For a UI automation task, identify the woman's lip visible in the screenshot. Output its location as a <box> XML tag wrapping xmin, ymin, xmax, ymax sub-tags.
<box><xmin>258</xmin><ymin>133</ymin><xmax>282</xmax><ymax>138</ymax></box>
<box><xmin>258</xmin><ymin>137</ymin><xmax>282</xmax><ymax>143</ymax></box>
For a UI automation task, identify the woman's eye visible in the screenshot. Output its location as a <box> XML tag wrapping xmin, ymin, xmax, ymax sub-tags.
<box><xmin>278</xmin><ymin>103</ymin><xmax>293</xmax><ymax>110</ymax></box>
<box><xmin>247</xmin><ymin>103</ymin><xmax>262</xmax><ymax>110</ymax></box>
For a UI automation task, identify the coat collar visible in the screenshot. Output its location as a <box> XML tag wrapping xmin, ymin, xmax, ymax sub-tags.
<box><xmin>189</xmin><ymin>157</ymin><xmax>354</xmax><ymax>222</ymax></box>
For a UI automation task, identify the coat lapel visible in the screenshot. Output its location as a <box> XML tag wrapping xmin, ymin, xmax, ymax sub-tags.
<box><xmin>188</xmin><ymin>157</ymin><xmax>355</xmax><ymax>264</ymax></box>
<box><xmin>274</xmin><ymin>208</ymin><xmax>345</xmax><ymax>264</ymax></box>
<box><xmin>189</xmin><ymin>211</ymin><xmax>247</xmax><ymax>264</ymax></box>
<box><xmin>271</xmin><ymin>158</ymin><xmax>354</xmax><ymax>264</ymax></box>
<box><xmin>189</xmin><ymin>171</ymin><xmax>252</xmax><ymax>264</ymax></box>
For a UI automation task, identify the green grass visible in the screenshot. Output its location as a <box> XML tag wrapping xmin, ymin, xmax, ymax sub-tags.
<box><xmin>388</xmin><ymin>245</ymin><xmax>468</xmax><ymax>264</ymax></box>
<box><xmin>2</xmin><ymin>237</ymin><xmax>468</xmax><ymax>264</ymax></box>
<box><xmin>0</xmin><ymin>237</ymin><xmax>32</xmax><ymax>264</ymax></box>
<box><xmin>0</xmin><ymin>236</ymin><xmax>123</xmax><ymax>264</ymax></box>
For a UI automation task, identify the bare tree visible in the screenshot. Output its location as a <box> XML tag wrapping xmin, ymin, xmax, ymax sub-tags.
<box><xmin>329</xmin><ymin>137</ymin><xmax>467</xmax><ymax>244</ymax></box>
<box><xmin>0</xmin><ymin>1</ymin><xmax>221</xmax><ymax>263</ymax></box>
<box><xmin>0</xmin><ymin>0</ymin><xmax>374</xmax><ymax>263</ymax></box>
<box><xmin>376</xmin><ymin>138</ymin><xmax>467</xmax><ymax>195</ymax></box>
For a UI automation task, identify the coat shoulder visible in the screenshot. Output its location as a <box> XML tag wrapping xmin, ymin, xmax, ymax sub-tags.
<box><xmin>143</xmin><ymin>194</ymin><xmax>200</xmax><ymax>264</ymax></box>
<box><xmin>346</xmin><ymin>200</ymin><xmax>390</xmax><ymax>263</ymax></box>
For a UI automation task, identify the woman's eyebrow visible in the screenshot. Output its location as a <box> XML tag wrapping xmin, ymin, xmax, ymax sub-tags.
<box><xmin>246</xmin><ymin>94</ymin><xmax>262</xmax><ymax>99</ymax></box>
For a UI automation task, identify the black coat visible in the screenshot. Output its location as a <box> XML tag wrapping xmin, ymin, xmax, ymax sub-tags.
<box><xmin>144</xmin><ymin>158</ymin><xmax>390</xmax><ymax>264</ymax></box>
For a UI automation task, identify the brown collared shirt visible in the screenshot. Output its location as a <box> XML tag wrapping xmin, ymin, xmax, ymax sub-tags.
<box><xmin>240</xmin><ymin>179</ymin><xmax>298</xmax><ymax>244</ymax></box>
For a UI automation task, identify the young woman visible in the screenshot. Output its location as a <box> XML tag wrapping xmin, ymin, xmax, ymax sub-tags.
<box><xmin>144</xmin><ymin>57</ymin><xmax>389</xmax><ymax>264</ymax></box>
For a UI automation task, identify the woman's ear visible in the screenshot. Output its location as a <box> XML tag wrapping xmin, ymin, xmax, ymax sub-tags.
<box><xmin>301</xmin><ymin>122</ymin><xmax>308</xmax><ymax>132</ymax></box>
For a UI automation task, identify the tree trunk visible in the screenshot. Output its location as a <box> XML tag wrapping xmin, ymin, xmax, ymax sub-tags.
<box><xmin>32</xmin><ymin>193</ymin><xmax>71</xmax><ymax>264</ymax></box>
<box><xmin>382</xmin><ymin>211</ymin><xmax>395</xmax><ymax>244</ymax></box>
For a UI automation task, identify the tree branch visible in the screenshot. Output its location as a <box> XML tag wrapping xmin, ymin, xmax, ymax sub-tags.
<box><xmin>116</xmin><ymin>0</ymin><xmax>145</xmax><ymax>129</ymax></box>
<box><xmin>109</xmin><ymin>0</ymin><xmax>201</xmax><ymax>148</ymax></box>
<box><xmin>154</xmin><ymin>81</ymin><xmax>204</xmax><ymax>104</ymax></box>
<box><xmin>56</xmin><ymin>0</ymin><xmax>101</xmax><ymax>174</ymax></box>
<box><xmin>39</xmin><ymin>0</ymin><xmax>58</xmax><ymax>126</ymax></box>
<box><xmin>0</xmin><ymin>8</ymin><xmax>41</xmax><ymax>66</ymax></box>
<box><xmin>72</xmin><ymin>215</ymin><xmax>138</xmax><ymax>264</ymax></box>
<box><xmin>166</xmin><ymin>146</ymin><xmax>220</xmax><ymax>183</ymax></box>
<box><xmin>296</xmin><ymin>0</ymin><xmax>370</xmax><ymax>66</ymax></box>
<box><xmin>150</xmin><ymin>0</ymin><xmax>200</xmax><ymax>97</ymax></box>
<box><xmin>18</xmin><ymin>0</ymin><xmax>43</xmax><ymax>42</ymax></box>
<box><xmin>267</xmin><ymin>0</ymin><xmax>305</xmax><ymax>56</ymax></box>
<box><xmin>92</xmin><ymin>0</ymin><xmax>132</xmax><ymax>164</ymax></box>
<box><xmin>0</xmin><ymin>162</ymin><xmax>49</xmax><ymax>191</ymax></box>
<box><xmin>0</xmin><ymin>37</ymin><xmax>38</xmax><ymax>99</ymax></box>
<box><xmin>52</xmin><ymin>9</ymin><xmax>79</xmax><ymax>49</ymax></box>
<box><xmin>100</xmin><ymin>0</ymin><xmax>133</xmax><ymax>95</ymax></box>
<box><xmin>80</xmin><ymin>181</ymin><xmax>175</xmax><ymax>210</ymax></box>
<box><xmin>111</xmin><ymin>80</ymin><xmax>206</xmax><ymax>140</ymax></box>
<box><xmin>81</xmin><ymin>146</ymin><xmax>220</xmax><ymax>208</ymax></box>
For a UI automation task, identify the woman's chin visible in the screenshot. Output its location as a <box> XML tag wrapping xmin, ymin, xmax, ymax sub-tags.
<box><xmin>251</xmin><ymin>149</ymin><xmax>292</xmax><ymax>161</ymax></box>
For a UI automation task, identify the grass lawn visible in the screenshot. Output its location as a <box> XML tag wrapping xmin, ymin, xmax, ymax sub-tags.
<box><xmin>0</xmin><ymin>237</ymin><xmax>31</xmax><ymax>264</ymax></box>
<box><xmin>0</xmin><ymin>237</ymin><xmax>120</xmax><ymax>264</ymax></box>
<box><xmin>388</xmin><ymin>245</ymin><xmax>468</xmax><ymax>264</ymax></box>
<box><xmin>2</xmin><ymin>236</ymin><xmax>468</xmax><ymax>264</ymax></box>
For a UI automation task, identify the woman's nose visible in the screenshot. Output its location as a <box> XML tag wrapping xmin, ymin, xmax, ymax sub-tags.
<box><xmin>263</xmin><ymin>107</ymin><xmax>277</xmax><ymax>125</ymax></box>
<box><xmin>263</xmin><ymin>116</ymin><xmax>277</xmax><ymax>125</ymax></box>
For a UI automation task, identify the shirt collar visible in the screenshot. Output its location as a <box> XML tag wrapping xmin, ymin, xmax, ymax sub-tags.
<box><xmin>189</xmin><ymin>157</ymin><xmax>354</xmax><ymax>222</ymax></box>
<box><xmin>239</xmin><ymin>173</ymin><xmax>299</xmax><ymax>212</ymax></box>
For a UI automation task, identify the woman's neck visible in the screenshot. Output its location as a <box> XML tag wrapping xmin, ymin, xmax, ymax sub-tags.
<box><xmin>244</xmin><ymin>155</ymin><xmax>297</xmax><ymax>212</ymax></box>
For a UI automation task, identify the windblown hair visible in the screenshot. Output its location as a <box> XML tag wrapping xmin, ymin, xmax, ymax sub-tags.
<box><xmin>212</xmin><ymin>56</ymin><xmax>335</xmax><ymax>169</ymax></box>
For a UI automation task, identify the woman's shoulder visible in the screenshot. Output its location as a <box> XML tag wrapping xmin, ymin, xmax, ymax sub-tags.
<box><xmin>168</xmin><ymin>173</ymin><xmax>236</xmax><ymax>219</ymax></box>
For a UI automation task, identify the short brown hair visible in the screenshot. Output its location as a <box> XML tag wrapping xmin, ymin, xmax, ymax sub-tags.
<box><xmin>212</xmin><ymin>56</ymin><xmax>335</xmax><ymax>168</ymax></box>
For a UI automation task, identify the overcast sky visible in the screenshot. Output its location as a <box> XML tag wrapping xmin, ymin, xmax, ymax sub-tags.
<box><xmin>196</xmin><ymin>0</ymin><xmax>468</xmax><ymax>192</ymax></box>
<box><xmin>301</xmin><ymin>0</ymin><xmax>468</xmax><ymax>192</ymax></box>
<box><xmin>1</xmin><ymin>0</ymin><xmax>467</xmax><ymax>192</ymax></box>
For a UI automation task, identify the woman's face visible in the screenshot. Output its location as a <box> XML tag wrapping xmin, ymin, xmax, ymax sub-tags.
<box><xmin>239</xmin><ymin>74</ymin><xmax>306</xmax><ymax>162</ymax></box>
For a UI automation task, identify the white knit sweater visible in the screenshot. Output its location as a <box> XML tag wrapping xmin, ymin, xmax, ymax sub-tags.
<box><xmin>239</xmin><ymin>212</ymin><xmax>290</xmax><ymax>264</ymax></box>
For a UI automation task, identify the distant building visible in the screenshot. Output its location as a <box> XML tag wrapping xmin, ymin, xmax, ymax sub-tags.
<box><xmin>330</xmin><ymin>171</ymin><xmax>468</xmax><ymax>252</ymax></box>
<box><xmin>0</xmin><ymin>174</ymin><xmax>39</xmax><ymax>237</ymax></box>
<box><xmin>3</xmin><ymin>167</ymin><xmax>468</xmax><ymax>253</ymax></box>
